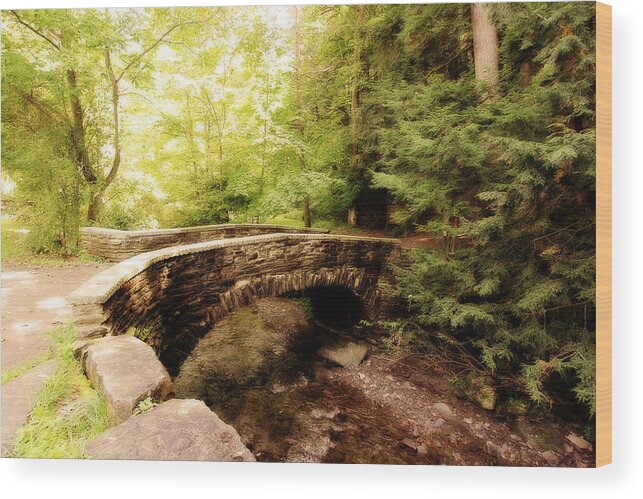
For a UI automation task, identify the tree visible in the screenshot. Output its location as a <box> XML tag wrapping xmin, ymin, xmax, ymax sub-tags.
<box><xmin>292</xmin><ymin>6</ymin><xmax>311</xmax><ymax>227</ymax></box>
<box><xmin>347</xmin><ymin>5</ymin><xmax>367</xmax><ymax>226</ymax></box>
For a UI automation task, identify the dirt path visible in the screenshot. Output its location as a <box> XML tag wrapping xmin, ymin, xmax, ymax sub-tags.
<box><xmin>1</xmin><ymin>262</ymin><xmax>110</xmax><ymax>371</ymax></box>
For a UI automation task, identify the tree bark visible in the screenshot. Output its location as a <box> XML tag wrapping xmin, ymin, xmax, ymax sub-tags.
<box><xmin>87</xmin><ymin>49</ymin><xmax>122</xmax><ymax>222</ymax></box>
<box><xmin>66</xmin><ymin>69</ymin><xmax>97</xmax><ymax>185</ymax></box>
<box><xmin>471</xmin><ymin>3</ymin><xmax>499</xmax><ymax>86</ymax></box>
<box><xmin>348</xmin><ymin>5</ymin><xmax>366</xmax><ymax>227</ymax></box>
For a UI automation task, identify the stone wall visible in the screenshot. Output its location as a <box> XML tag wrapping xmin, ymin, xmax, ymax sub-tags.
<box><xmin>69</xmin><ymin>233</ymin><xmax>402</xmax><ymax>374</ymax></box>
<box><xmin>80</xmin><ymin>224</ymin><xmax>330</xmax><ymax>261</ymax></box>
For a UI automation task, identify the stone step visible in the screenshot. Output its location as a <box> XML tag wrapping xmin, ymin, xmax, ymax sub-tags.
<box><xmin>82</xmin><ymin>336</ymin><xmax>173</xmax><ymax>424</ymax></box>
<box><xmin>1</xmin><ymin>359</ymin><xmax>58</xmax><ymax>456</ymax></box>
<box><xmin>85</xmin><ymin>398</ymin><xmax>255</xmax><ymax>462</ymax></box>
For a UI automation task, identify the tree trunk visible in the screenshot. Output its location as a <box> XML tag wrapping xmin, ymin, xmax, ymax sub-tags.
<box><xmin>87</xmin><ymin>193</ymin><xmax>102</xmax><ymax>224</ymax></box>
<box><xmin>348</xmin><ymin>206</ymin><xmax>358</xmax><ymax>227</ymax></box>
<box><xmin>87</xmin><ymin>49</ymin><xmax>122</xmax><ymax>223</ymax></box>
<box><xmin>66</xmin><ymin>69</ymin><xmax>96</xmax><ymax>184</ymax></box>
<box><xmin>348</xmin><ymin>5</ymin><xmax>366</xmax><ymax>226</ymax></box>
<box><xmin>293</xmin><ymin>6</ymin><xmax>311</xmax><ymax>228</ymax></box>
<box><xmin>471</xmin><ymin>3</ymin><xmax>499</xmax><ymax>86</ymax></box>
<box><xmin>350</xmin><ymin>4</ymin><xmax>365</xmax><ymax>166</ymax></box>
<box><xmin>303</xmin><ymin>195</ymin><xmax>312</xmax><ymax>228</ymax></box>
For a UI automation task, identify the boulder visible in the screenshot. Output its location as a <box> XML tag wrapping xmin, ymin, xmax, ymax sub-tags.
<box><xmin>318</xmin><ymin>341</ymin><xmax>368</xmax><ymax>367</ymax></box>
<box><xmin>85</xmin><ymin>399</ymin><xmax>255</xmax><ymax>462</ymax></box>
<box><xmin>83</xmin><ymin>336</ymin><xmax>173</xmax><ymax>424</ymax></box>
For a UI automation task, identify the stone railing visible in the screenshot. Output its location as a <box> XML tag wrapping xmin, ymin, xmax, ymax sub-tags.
<box><xmin>69</xmin><ymin>233</ymin><xmax>402</xmax><ymax>374</ymax></box>
<box><xmin>80</xmin><ymin>224</ymin><xmax>330</xmax><ymax>261</ymax></box>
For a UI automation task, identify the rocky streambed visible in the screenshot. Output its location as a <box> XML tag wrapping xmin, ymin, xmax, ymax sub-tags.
<box><xmin>173</xmin><ymin>296</ymin><xmax>595</xmax><ymax>466</ymax></box>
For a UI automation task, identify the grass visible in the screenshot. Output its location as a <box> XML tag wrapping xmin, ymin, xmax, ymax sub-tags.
<box><xmin>266</xmin><ymin>213</ymin><xmax>355</xmax><ymax>232</ymax></box>
<box><xmin>266</xmin><ymin>214</ymin><xmax>305</xmax><ymax>228</ymax></box>
<box><xmin>1</xmin><ymin>217</ymin><xmax>100</xmax><ymax>266</ymax></box>
<box><xmin>10</xmin><ymin>322</ymin><xmax>112</xmax><ymax>459</ymax></box>
<box><xmin>1</xmin><ymin>350</ymin><xmax>53</xmax><ymax>385</ymax></box>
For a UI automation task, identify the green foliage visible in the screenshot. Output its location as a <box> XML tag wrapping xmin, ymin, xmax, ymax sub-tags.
<box><xmin>132</xmin><ymin>396</ymin><xmax>157</xmax><ymax>416</ymax></box>
<box><xmin>99</xmin><ymin>175</ymin><xmax>165</xmax><ymax>230</ymax></box>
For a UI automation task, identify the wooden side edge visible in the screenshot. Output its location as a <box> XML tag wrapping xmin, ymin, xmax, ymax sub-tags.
<box><xmin>595</xmin><ymin>1</ymin><xmax>612</xmax><ymax>468</ymax></box>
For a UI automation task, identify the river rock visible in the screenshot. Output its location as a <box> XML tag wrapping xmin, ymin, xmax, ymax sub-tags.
<box><xmin>318</xmin><ymin>341</ymin><xmax>368</xmax><ymax>367</ymax></box>
<box><xmin>542</xmin><ymin>450</ymin><xmax>560</xmax><ymax>466</ymax></box>
<box><xmin>432</xmin><ymin>402</ymin><xmax>454</xmax><ymax>418</ymax></box>
<box><xmin>83</xmin><ymin>336</ymin><xmax>173</xmax><ymax>424</ymax></box>
<box><xmin>565</xmin><ymin>433</ymin><xmax>593</xmax><ymax>451</ymax></box>
<box><xmin>85</xmin><ymin>399</ymin><xmax>255</xmax><ymax>461</ymax></box>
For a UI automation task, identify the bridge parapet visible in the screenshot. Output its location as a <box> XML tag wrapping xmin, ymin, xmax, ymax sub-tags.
<box><xmin>70</xmin><ymin>233</ymin><xmax>402</xmax><ymax>373</ymax></box>
<box><xmin>80</xmin><ymin>224</ymin><xmax>330</xmax><ymax>261</ymax></box>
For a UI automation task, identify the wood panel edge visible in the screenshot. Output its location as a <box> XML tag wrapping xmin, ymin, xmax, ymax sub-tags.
<box><xmin>595</xmin><ymin>0</ymin><xmax>612</xmax><ymax>468</ymax></box>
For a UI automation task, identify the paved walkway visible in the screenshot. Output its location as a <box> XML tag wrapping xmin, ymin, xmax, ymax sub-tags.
<box><xmin>1</xmin><ymin>262</ymin><xmax>109</xmax><ymax>455</ymax></box>
<box><xmin>1</xmin><ymin>263</ymin><xmax>109</xmax><ymax>370</ymax></box>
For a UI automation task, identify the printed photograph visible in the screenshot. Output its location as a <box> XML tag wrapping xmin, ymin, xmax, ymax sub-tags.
<box><xmin>1</xmin><ymin>2</ymin><xmax>602</xmax><ymax>466</ymax></box>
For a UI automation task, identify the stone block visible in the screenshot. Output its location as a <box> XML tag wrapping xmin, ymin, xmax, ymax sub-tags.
<box><xmin>83</xmin><ymin>336</ymin><xmax>173</xmax><ymax>424</ymax></box>
<box><xmin>318</xmin><ymin>341</ymin><xmax>368</xmax><ymax>367</ymax></box>
<box><xmin>85</xmin><ymin>399</ymin><xmax>255</xmax><ymax>462</ymax></box>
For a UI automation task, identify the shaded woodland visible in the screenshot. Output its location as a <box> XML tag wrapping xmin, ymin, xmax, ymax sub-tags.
<box><xmin>1</xmin><ymin>3</ymin><xmax>597</xmax><ymax>431</ymax></box>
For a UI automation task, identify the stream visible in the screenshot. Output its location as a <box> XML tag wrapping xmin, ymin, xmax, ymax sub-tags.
<box><xmin>173</xmin><ymin>293</ymin><xmax>429</xmax><ymax>464</ymax></box>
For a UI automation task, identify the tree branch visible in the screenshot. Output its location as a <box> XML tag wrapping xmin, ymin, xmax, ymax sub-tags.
<box><xmin>104</xmin><ymin>49</ymin><xmax>121</xmax><ymax>188</ymax></box>
<box><xmin>116</xmin><ymin>20</ymin><xmax>200</xmax><ymax>83</ymax></box>
<box><xmin>6</xmin><ymin>82</ymin><xmax>60</xmax><ymax>123</ymax></box>
<box><xmin>425</xmin><ymin>43</ymin><xmax>473</xmax><ymax>78</ymax></box>
<box><xmin>10</xmin><ymin>10</ymin><xmax>61</xmax><ymax>51</ymax></box>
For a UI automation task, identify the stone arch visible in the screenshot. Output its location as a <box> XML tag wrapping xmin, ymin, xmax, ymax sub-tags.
<box><xmin>156</xmin><ymin>267</ymin><xmax>380</xmax><ymax>372</ymax></box>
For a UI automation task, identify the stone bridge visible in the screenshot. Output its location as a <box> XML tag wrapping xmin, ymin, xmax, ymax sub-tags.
<box><xmin>70</xmin><ymin>230</ymin><xmax>404</xmax><ymax>459</ymax></box>
<box><xmin>70</xmin><ymin>232</ymin><xmax>402</xmax><ymax>373</ymax></box>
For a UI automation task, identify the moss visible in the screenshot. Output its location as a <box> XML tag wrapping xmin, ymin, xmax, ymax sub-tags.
<box><xmin>454</xmin><ymin>372</ymin><xmax>498</xmax><ymax>411</ymax></box>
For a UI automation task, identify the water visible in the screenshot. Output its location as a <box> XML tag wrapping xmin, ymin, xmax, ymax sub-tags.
<box><xmin>173</xmin><ymin>296</ymin><xmax>431</xmax><ymax>464</ymax></box>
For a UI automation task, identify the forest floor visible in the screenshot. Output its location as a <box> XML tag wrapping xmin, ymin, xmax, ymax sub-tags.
<box><xmin>327</xmin><ymin>353</ymin><xmax>595</xmax><ymax>466</ymax></box>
